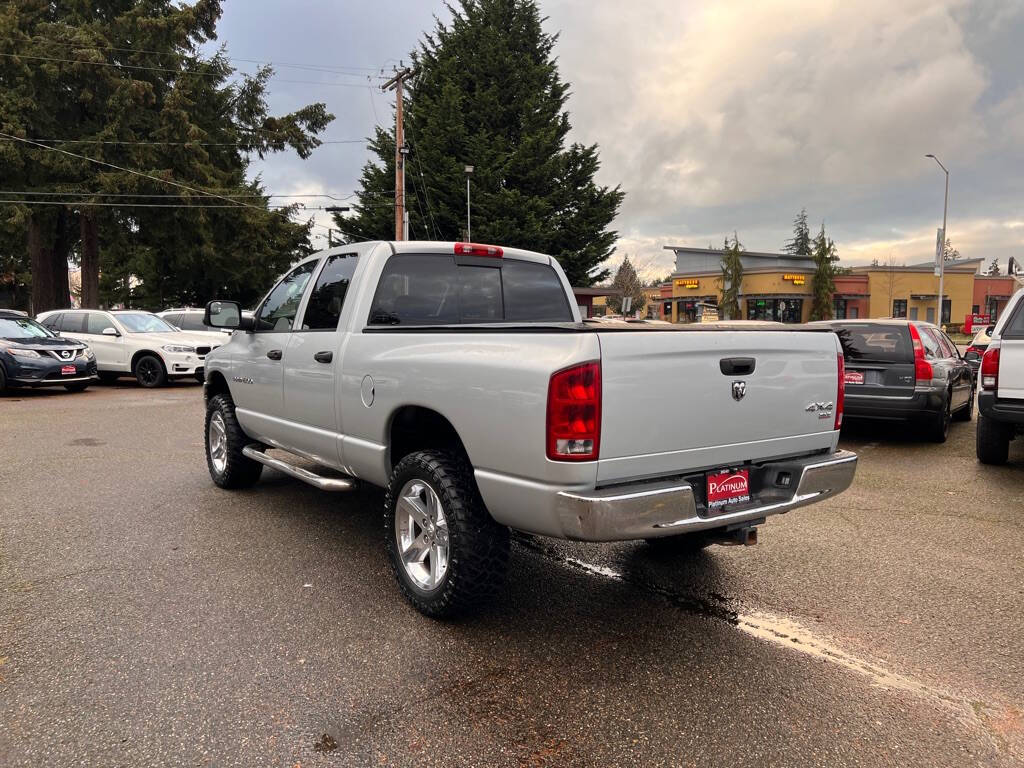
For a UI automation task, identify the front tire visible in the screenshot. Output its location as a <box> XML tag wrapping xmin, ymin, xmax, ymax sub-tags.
<box><xmin>205</xmin><ymin>394</ymin><xmax>264</xmax><ymax>488</ymax></box>
<box><xmin>977</xmin><ymin>413</ymin><xmax>1011</xmax><ymax>465</ymax></box>
<box><xmin>134</xmin><ymin>354</ymin><xmax>166</xmax><ymax>388</ymax></box>
<box><xmin>385</xmin><ymin>450</ymin><xmax>510</xmax><ymax>618</ymax></box>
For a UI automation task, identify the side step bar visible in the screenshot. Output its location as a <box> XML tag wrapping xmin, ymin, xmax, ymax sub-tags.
<box><xmin>242</xmin><ymin>445</ymin><xmax>357</xmax><ymax>492</ymax></box>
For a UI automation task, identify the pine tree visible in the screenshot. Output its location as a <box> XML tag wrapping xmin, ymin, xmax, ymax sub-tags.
<box><xmin>718</xmin><ymin>233</ymin><xmax>744</xmax><ymax>320</ymax></box>
<box><xmin>607</xmin><ymin>256</ymin><xmax>646</xmax><ymax>315</ymax></box>
<box><xmin>810</xmin><ymin>224</ymin><xmax>839</xmax><ymax>321</ymax></box>
<box><xmin>342</xmin><ymin>0</ymin><xmax>624</xmax><ymax>286</ymax></box>
<box><xmin>784</xmin><ymin>208</ymin><xmax>812</xmax><ymax>256</ymax></box>
<box><xmin>988</xmin><ymin>258</ymin><xmax>1001</xmax><ymax>276</ymax></box>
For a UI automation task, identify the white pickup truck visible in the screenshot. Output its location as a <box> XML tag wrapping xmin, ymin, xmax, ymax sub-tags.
<box><xmin>976</xmin><ymin>286</ymin><xmax>1024</xmax><ymax>464</ymax></box>
<box><xmin>201</xmin><ymin>241</ymin><xmax>857</xmax><ymax>616</ymax></box>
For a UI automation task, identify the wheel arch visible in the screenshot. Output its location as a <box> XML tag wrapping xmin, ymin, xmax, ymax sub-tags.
<box><xmin>387</xmin><ymin>405</ymin><xmax>469</xmax><ymax>469</ymax></box>
<box><xmin>204</xmin><ymin>369</ymin><xmax>231</xmax><ymax>403</ymax></box>
<box><xmin>130</xmin><ymin>349</ymin><xmax>165</xmax><ymax>371</ymax></box>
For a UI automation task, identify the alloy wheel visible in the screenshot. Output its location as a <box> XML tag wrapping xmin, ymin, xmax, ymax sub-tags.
<box><xmin>394</xmin><ymin>479</ymin><xmax>450</xmax><ymax>591</ymax></box>
<box><xmin>208</xmin><ymin>411</ymin><xmax>228</xmax><ymax>475</ymax></box>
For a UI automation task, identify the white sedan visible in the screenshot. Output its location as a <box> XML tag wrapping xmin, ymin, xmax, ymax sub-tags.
<box><xmin>36</xmin><ymin>309</ymin><xmax>220</xmax><ymax>387</ymax></box>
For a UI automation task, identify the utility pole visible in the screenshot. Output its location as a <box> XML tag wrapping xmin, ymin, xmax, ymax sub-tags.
<box><xmin>925</xmin><ymin>154</ymin><xmax>949</xmax><ymax>326</ymax></box>
<box><xmin>383</xmin><ymin>66</ymin><xmax>415</xmax><ymax>241</ymax></box>
<box><xmin>464</xmin><ymin>165</ymin><xmax>474</xmax><ymax>241</ymax></box>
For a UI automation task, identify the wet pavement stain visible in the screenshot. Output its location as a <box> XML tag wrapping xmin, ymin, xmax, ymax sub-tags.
<box><xmin>68</xmin><ymin>437</ymin><xmax>105</xmax><ymax>447</ymax></box>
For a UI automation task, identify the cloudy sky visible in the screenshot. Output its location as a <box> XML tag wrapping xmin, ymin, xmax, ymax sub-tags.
<box><xmin>207</xmin><ymin>0</ymin><xmax>1024</xmax><ymax>278</ymax></box>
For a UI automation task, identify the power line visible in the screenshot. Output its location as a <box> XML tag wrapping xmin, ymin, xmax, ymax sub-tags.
<box><xmin>0</xmin><ymin>189</ymin><xmax>361</xmax><ymax>200</ymax></box>
<box><xmin>0</xmin><ymin>136</ymin><xmax>366</xmax><ymax>147</ymax></box>
<box><xmin>0</xmin><ymin>199</ymin><xmax>395</xmax><ymax>210</ymax></box>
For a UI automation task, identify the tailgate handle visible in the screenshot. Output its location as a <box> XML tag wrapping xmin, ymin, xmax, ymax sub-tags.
<box><xmin>720</xmin><ymin>357</ymin><xmax>755</xmax><ymax>376</ymax></box>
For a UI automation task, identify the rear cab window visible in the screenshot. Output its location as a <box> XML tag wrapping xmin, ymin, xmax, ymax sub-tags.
<box><xmin>368</xmin><ymin>254</ymin><xmax>572</xmax><ymax>326</ymax></box>
<box><xmin>835</xmin><ymin>324</ymin><xmax>913</xmax><ymax>363</ymax></box>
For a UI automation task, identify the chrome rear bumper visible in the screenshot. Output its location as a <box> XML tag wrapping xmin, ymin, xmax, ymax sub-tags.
<box><xmin>555</xmin><ymin>450</ymin><xmax>857</xmax><ymax>541</ymax></box>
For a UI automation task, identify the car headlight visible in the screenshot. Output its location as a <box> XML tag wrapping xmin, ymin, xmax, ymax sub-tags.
<box><xmin>162</xmin><ymin>344</ymin><xmax>196</xmax><ymax>354</ymax></box>
<box><xmin>82</xmin><ymin>348</ymin><xmax>95</xmax><ymax>360</ymax></box>
<box><xmin>8</xmin><ymin>348</ymin><xmax>41</xmax><ymax>358</ymax></box>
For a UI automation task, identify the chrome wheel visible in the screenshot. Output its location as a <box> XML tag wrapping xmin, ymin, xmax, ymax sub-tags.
<box><xmin>208</xmin><ymin>411</ymin><xmax>228</xmax><ymax>475</ymax></box>
<box><xmin>395</xmin><ymin>479</ymin><xmax>450</xmax><ymax>591</ymax></box>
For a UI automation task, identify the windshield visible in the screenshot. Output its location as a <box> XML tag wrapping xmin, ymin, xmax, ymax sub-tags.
<box><xmin>115</xmin><ymin>313</ymin><xmax>176</xmax><ymax>334</ymax></box>
<box><xmin>0</xmin><ymin>317</ymin><xmax>55</xmax><ymax>340</ymax></box>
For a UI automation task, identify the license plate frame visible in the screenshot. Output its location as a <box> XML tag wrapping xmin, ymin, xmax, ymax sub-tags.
<box><xmin>61</xmin><ymin>365</ymin><xmax>77</xmax><ymax>376</ymax></box>
<box><xmin>706</xmin><ymin>467</ymin><xmax>751</xmax><ymax>511</ymax></box>
<box><xmin>844</xmin><ymin>370</ymin><xmax>865</xmax><ymax>385</ymax></box>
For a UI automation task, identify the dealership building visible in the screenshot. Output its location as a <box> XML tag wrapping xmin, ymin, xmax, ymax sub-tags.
<box><xmin>654</xmin><ymin>245</ymin><xmax>1021</xmax><ymax>329</ymax></box>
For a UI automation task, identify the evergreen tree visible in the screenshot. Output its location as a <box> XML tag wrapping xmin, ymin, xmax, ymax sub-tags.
<box><xmin>718</xmin><ymin>232</ymin><xmax>744</xmax><ymax>320</ymax></box>
<box><xmin>943</xmin><ymin>238</ymin><xmax>960</xmax><ymax>261</ymax></box>
<box><xmin>0</xmin><ymin>1</ymin><xmax>332</xmax><ymax>312</ymax></box>
<box><xmin>988</xmin><ymin>258</ymin><xmax>1001</xmax><ymax>276</ymax></box>
<box><xmin>810</xmin><ymin>223</ymin><xmax>839</xmax><ymax>321</ymax></box>
<box><xmin>783</xmin><ymin>208</ymin><xmax>812</xmax><ymax>256</ymax></box>
<box><xmin>342</xmin><ymin>0</ymin><xmax>624</xmax><ymax>286</ymax></box>
<box><xmin>607</xmin><ymin>256</ymin><xmax>646</xmax><ymax>315</ymax></box>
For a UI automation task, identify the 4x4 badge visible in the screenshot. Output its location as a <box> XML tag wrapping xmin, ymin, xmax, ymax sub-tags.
<box><xmin>732</xmin><ymin>380</ymin><xmax>746</xmax><ymax>401</ymax></box>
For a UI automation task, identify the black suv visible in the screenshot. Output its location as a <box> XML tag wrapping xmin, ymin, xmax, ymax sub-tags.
<box><xmin>0</xmin><ymin>310</ymin><xmax>98</xmax><ymax>392</ymax></box>
<box><xmin>814</xmin><ymin>319</ymin><xmax>974</xmax><ymax>442</ymax></box>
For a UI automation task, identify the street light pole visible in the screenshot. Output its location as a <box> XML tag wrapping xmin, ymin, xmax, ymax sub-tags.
<box><xmin>464</xmin><ymin>165</ymin><xmax>474</xmax><ymax>241</ymax></box>
<box><xmin>925</xmin><ymin>154</ymin><xmax>949</xmax><ymax>326</ymax></box>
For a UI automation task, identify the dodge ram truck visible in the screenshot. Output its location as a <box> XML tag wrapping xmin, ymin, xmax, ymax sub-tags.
<box><xmin>201</xmin><ymin>241</ymin><xmax>858</xmax><ymax>616</ymax></box>
<box><xmin>976</xmin><ymin>286</ymin><xmax>1024</xmax><ymax>464</ymax></box>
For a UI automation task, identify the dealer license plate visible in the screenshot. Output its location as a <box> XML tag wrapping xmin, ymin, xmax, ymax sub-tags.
<box><xmin>707</xmin><ymin>468</ymin><xmax>750</xmax><ymax>509</ymax></box>
<box><xmin>844</xmin><ymin>371</ymin><xmax>865</xmax><ymax>385</ymax></box>
<box><xmin>61</xmin><ymin>365</ymin><xmax>77</xmax><ymax>375</ymax></box>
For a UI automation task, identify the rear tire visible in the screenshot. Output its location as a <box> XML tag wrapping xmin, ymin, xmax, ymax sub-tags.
<box><xmin>927</xmin><ymin>395</ymin><xmax>951</xmax><ymax>443</ymax></box>
<box><xmin>0</xmin><ymin>364</ymin><xmax>7</xmax><ymax>394</ymax></box>
<box><xmin>134</xmin><ymin>355</ymin><xmax>166</xmax><ymax>388</ymax></box>
<box><xmin>385</xmin><ymin>450</ymin><xmax>510</xmax><ymax>618</ymax></box>
<box><xmin>205</xmin><ymin>394</ymin><xmax>264</xmax><ymax>488</ymax></box>
<box><xmin>977</xmin><ymin>413</ymin><xmax>1011</xmax><ymax>465</ymax></box>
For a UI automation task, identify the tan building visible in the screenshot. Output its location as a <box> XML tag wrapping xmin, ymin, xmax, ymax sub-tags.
<box><xmin>851</xmin><ymin>259</ymin><xmax>983</xmax><ymax>326</ymax></box>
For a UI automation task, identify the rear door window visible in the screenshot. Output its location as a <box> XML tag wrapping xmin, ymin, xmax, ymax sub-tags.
<box><xmin>1003</xmin><ymin>298</ymin><xmax>1024</xmax><ymax>339</ymax></box>
<box><xmin>177</xmin><ymin>313</ymin><xmax>208</xmax><ymax>332</ymax></box>
<box><xmin>301</xmin><ymin>253</ymin><xmax>360</xmax><ymax>330</ymax></box>
<box><xmin>61</xmin><ymin>313</ymin><xmax>85</xmax><ymax>333</ymax></box>
<box><xmin>86</xmin><ymin>312</ymin><xmax>113</xmax><ymax>335</ymax></box>
<box><xmin>835</xmin><ymin>324</ymin><xmax>913</xmax><ymax>363</ymax></box>
<box><xmin>368</xmin><ymin>254</ymin><xmax>570</xmax><ymax>325</ymax></box>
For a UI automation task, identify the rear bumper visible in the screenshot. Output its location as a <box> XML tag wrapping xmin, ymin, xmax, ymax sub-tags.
<box><xmin>979</xmin><ymin>392</ymin><xmax>1024</xmax><ymax>426</ymax></box>
<box><xmin>844</xmin><ymin>388</ymin><xmax>944</xmax><ymax>420</ymax></box>
<box><xmin>551</xmin><ymin>450</ymin><xmax>857</xmax><ymax>542</ymax></box>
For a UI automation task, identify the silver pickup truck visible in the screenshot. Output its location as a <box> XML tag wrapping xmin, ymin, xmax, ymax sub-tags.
<box><xmin>201</xmin><ymin>241</ymin><xmax>857</xmax><ymax>616</ymax></box>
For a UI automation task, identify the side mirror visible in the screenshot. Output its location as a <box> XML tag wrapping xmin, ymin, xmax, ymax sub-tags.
<box><xmin>205</xmin><ymin>300</ymin><xmax>250</xmax><ymax>331</ymax></box>
<box><xmin>985</xmin><ymin>325</ymin><xmax>995</xmax><ymax>336</ymax></box>
<box><xmin>102</xmin><ymin>327</ymin><xmax>119</xmax><ymax>337</ymax></box>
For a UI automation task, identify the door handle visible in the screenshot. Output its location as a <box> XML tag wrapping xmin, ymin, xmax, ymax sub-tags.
<box><xmin>720</xmin><ymin>357</ymin><xmax>756</xmax><ymax>376</ymax></box>
<box><xmin>313</xmin><ymin>351</ymin><xmax>333</xmax><ymax>364</ymax></box>
<box><xmin>266</xmin><ymin>349</ymin><xmax>282</xmax><ymax>361</ymax></box>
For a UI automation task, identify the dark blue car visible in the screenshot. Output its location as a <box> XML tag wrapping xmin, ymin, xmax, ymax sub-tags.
<box><xmin>0</xmin><ymin>310</ymin><xmax>98</xmax><ymax>393</ymax></box>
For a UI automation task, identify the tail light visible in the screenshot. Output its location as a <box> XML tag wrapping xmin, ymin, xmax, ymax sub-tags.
<box><xmin>454</xmin><ymin>242</ymin><xmax>503</xmax><ymax>258</ymax></box>
<box><xmin>980</xmin><ymin>344</ymin><xmax>1000</xmax><ymax>391</ymax></box>
<box><xmin>546</xmin><ymin>361</ymin><xmax>601</xmax><ymax>461</ymax></box>
<box><xmin>907</xmin><ymin>324</ymin><xmax>933</xmax><ymax>382</ymax></box>
<box><xmin>835</xmin><ymin>352</ymin><xmax>845</xmax><ymax>430</ymax></box>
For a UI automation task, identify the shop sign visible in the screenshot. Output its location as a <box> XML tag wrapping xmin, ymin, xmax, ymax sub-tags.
<box><xmin>782</xmin><ymin>273</ymin><xmax>806</xmax><ymax>286</ymax></box>
<box><xmin>674</xmin><ymin>278</ymin><xmax>700</xmax><ymax>289</ymax></box>
<box><xmin>964</xmin><ymin>313</ymin><xmax>991</xmax><ymax>334</ymax></box>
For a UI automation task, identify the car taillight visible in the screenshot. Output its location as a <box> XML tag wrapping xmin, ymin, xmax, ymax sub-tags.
<box><xmin>907</xmin><ymin>324</ymin><xmax>933</xmax><ymax>382</ymax></box>
<box><xmin>966</xmin><ymin>345</ymin><xmax>981</xmax><ymax>356</ymax></box>
<box><xmin>980</xmin><ymin>344</ymin><xmax>1000</xmax><ymax>391</ymax></box>
<box><xmin>835</xmin><ymin>352</ymin><xmax>845</xmax><ymax>430</ymax></box>
<box><xmin>546</xmin><ymin>361</ymin><xmax>601</xmax><ymax>461</ymax></box>
<box><xmin>454</xmin><ymin>242</ymin><xmax>503</xmax><ymax>258</ymax></box>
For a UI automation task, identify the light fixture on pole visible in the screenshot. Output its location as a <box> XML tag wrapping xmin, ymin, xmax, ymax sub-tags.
<box><xmin>464</xmin><ymin>165</ymin><xmax>474</xmax><ymax>241</ymax></box>
<box><xmin>925</xmin><ymin>154</ymin><xmax>949</xmax><ymax>326</ymax></box>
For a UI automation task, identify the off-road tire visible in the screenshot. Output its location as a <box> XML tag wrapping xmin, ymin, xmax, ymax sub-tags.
<box><xmin>205</xmin><ymin>393</ymin><xmax>263</xmax><ymax>489</ymax></box>
<box><xmin>64</xmin><ymin>382</ymin><xmax>89</xmax><ymax>392</ymax></box>
<box><xmin>976</xmin><ymin>413</ymin><xmax>1010</xmax><ymax>465</ymax></box>
<box><xmin>134</xmin><ymin>354</ymin><xmax>166</xmax><ymax>388</ymax></box>
<box><xmin>953</xmin><ymin>384</ymin><xmax>975</xmax><ymax>422</ymax></box>
<box><xmin>928</xmin><ymin>395</ymin><xmax>951</xmax><ymax>443</ymax></box>
<box><xmin>385</xmin><ymin>450</ymin><xmax>510</xmax><ymax>618</ymax></box>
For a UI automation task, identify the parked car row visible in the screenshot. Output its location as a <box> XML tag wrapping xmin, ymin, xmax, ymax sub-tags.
<box><xmin>0</xmin><ymin>306</ymin><xmax>239</xmax><ymax>394</ymax></box>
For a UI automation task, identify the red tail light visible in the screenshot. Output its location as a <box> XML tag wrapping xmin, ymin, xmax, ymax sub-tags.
<box><xmin>835</xmin><ymin>352</ymin><xmax>845</xmax><ymax>430</ymax></box>
<box><xmin>966</xmin><ymin>345</ymin><xmax>982</xmax><ymax>356</ymax></box>
<box><xmin>980</xmin><ymin>344</ymin><xmax>1000</xmax><ymax>391</ymax></box>
<box><xmin>907</xmin><ymin>324</ymin><xmax>933</xmax><ymax>382</ymax></box>
<box><xmin>454</xmin><ymin>242</ymin><xmax>503</xmax><ymax>258</ymax></box>
<box><xmin>546</xmin><ymin>361</ymin><xmax>601</xmax><ymax>461</ymax></box>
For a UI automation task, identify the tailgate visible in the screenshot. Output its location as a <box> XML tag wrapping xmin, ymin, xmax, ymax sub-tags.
<box><xmin>596</xmin><ymin>329</ymin><xmax>841</xmax><ymax>483</ymax></box>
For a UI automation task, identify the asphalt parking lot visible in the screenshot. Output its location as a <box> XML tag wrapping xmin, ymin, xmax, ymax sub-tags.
<box><xmin>2</xmin><ymin>382</ymin><xmax>1023</xmax><ymax>767</ymax></box>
